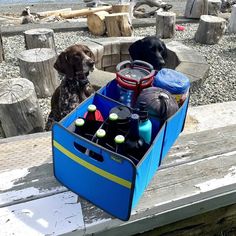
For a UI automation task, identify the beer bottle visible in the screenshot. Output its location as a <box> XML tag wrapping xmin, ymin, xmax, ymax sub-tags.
<box><xmin>74</xmin><ymin>118</ymin><xmax>86</xmax><ymax>153</ymax></box>
<box><xmin>88</xmin><ymin>129</ymin><xmax>106</xmax><ymax>162</ymax></box>
<box><xmin>114</xmin><ymin>135</ymin><xmax>125</xmax><ymax>155</ymax></box>
<box><xmin>104</xmin><ymin>113</ymin><xmax>119</xmax><ymax>149</ymax></box>
<box><xmin>84</xmin><ymin>104</ymin><xmax>103</xmax><ymax>139</ymax></box>
<box><xmin>85</xmin><ymin>104</ymin><xmax>97</xmax><ymax>121</ymax></box>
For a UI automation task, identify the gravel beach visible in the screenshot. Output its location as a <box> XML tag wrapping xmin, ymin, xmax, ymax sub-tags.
<box><xmin>1</xmin><ymin>23</ymin><xmax>236</xmax><ymax>123</ymax></box>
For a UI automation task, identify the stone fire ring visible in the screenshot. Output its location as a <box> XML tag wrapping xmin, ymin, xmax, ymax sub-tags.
<box><xmin>83</xmin><ymin>37</ymin><xmax>209</xmax><ymax>91</ymax></box>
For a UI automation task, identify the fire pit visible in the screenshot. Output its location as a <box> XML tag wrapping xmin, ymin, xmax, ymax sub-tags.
<box><xmin>85</xmin><ymin>37</ymin><xmax>209</xmax><ymax>91</ymax></box>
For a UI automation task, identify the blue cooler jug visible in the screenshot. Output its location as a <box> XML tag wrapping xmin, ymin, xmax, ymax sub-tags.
<box><xmin>116</xmin><ymin>60</ymin><xmax>156</xmax><ymax>107</ymax></box>
<box><xmin>154</xmin><ymin>68</ymin><xmax>190</xmax><ymax>106</ymax></box>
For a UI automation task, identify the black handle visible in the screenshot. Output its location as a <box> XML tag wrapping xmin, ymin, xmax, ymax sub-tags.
<box><xmin>131</xmin><ymin>60</ymin><xmax>154</xmax><ymax>71</ymax></box>
<box><xmin>116</xmin><ymin>60</ymin><xmax>131</xmax><ymax>72</ymax></box>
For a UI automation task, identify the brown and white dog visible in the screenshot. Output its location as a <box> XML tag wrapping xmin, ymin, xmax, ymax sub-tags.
<box><xmin>45</xmin><ymin>44</ymin><xmax>95</xmax><ymax>131</ymax></box>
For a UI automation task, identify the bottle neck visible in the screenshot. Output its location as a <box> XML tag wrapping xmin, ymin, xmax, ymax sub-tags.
<box><xmin>129</xmin><ymin>116</ymin><xmax>140</xmax><ymax>140</ymax></box>
<box><xmin>86</xmin><ymin>111</ymin><xmax>96</xmax><ymax>121</ymax></box>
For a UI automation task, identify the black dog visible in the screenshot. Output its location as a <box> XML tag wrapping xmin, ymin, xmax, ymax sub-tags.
<box><xmin>129</xmin><ymin>36</ymin><xmax>167</xmax><ymax>71</ymax></box>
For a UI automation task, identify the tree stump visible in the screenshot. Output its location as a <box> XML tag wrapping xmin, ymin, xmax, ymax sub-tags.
<box><xmin>228</xmin><ymin>4</ymin><xmax>236</xmax><ymax>33</ymax></box>
<box><xmin>0</xmin><ymin>30</ymin><xmax>4</xmax><ymax>63</ymax></box>
<box><xmin>112</xmin><ymin>4</ymin><xmax>130</xmax><ymax>13</ymax></box>
<box><xmin>156</xmin><ymin>11</ymin><xmax>176</xmax><ymax>39</ymax></box>
<box><xmin>105</xmin><ymin>13</ymin><xmax>133</xmax><ymax>37</ymax></box>
<box><xmin>0</xmin><ymin>78</ymin><xmax>44</xmax><ymax>137</ymax></box>
<box><xmin>185</xmin><ymin>0</ymin><xmax>208</xmax><ymax>19</ymax></box>
<box><xmin>208</xmin><ymin>0</ymin><xmax>222</xmax><ymax>16</ymax></box>
<box><xmin>194</xmin><ymin>15</ymin><xmax>227</xmax><ymax>44</ymax></box>
<box><xmin>23</xmin><ymin>28</ymin><xmax>56</xmax><ymax>51</ymax></box>
<box><xmin>87</xmin><ymin>11</ymin><xmax>109</xmax><ymax>36</ymax></box>
<box><xmin>17</xmin><ymin>48</ymin><xmax>59</xmax><ymax>98</ymax></box>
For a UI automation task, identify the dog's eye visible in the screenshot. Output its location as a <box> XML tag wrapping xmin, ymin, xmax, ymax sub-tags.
<box><xmin>85</xmin><ymin>50</ymin><xmax>91</xmax><ymax>56</ymax></box>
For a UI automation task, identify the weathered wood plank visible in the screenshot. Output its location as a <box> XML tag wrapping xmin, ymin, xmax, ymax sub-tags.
<box><xmin>0</xmin><ymin>125</ymin><xmax>236</xmax><ymax>236</ymax></box>
<box><xmin>138</xmin><ymin>203</ymin><xmax>236</xmax><ymax>236</ymax></box>
<box><xmin>0</xmin><ymin>132</ymin><xmax>52</xmax><ymax>171</ymax></box>
<box><xmin>162</xmin><ymin>124</ymin><xmax>236</xmax><ymax>168</ymax></box>
<box><xmin>0</xmin><ymin>192</ymin><xmax>85</xmax><ymax>236</ymax></box>
<box><xmin>0</xmin><ymin>132</ymin><xmax>66</xmax><ymax>208</ymax></box>
<box><xmin>0</xmin><ymin>125</ymin><xmax>235</xmax><ymax>210</ymax></box>
<box><xmin>81</xmin><ymin>151</ymin><xmax>236</xmax><ymax>235</ymax></box>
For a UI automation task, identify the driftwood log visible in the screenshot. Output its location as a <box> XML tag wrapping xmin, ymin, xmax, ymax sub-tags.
<box><xmin>0</xmin><ymin>30</ymin><xmax>4</xmax><ymax>62</ymax></box>
<box><xmin>208</xmin><ymin>0</ymin><xmax>222</xmax><ymax>15</ymax></box>
<box><xmin>194</xmin><ymin>15</ymin><xmax>227</xmax><ymax>44</ymax></box>
<box><xmin>36</xmin><ymin>8</ymin><xmax>72</xmax><ymax>18</ymax></box>
<box><xmin>87</xmin><ymin>11</ymin><xmax>109</xmax><ymax>36</ymax></box>
<box><xmin>133</xmin><ymin>0</ymin><xmax>172</xmax><ymax>18</ymax></box>
<box><xmin>0</xmin><ymin>78</ymin><xmax>44</xmax><ymax>137</ymax></box>
<box><xmin>228</xmin><ymin>4</ymin><xmax>236</xmax><ymax>33</ymax></box>
<box><xmin>112</xmin><ymin>4</ymin><xmax>130</xmax><ymax>13</ymax></box>
<box><xmin>156</xmin><ymin>11</ymin><xmax>176</xmax><ymax>38</ymax></box>
<box><xmin>59</xmin><ymin>6</ymin><xmax>112</xmax><ymax>19</ymax></box>
<box><xmin>24</xmin><ymin>28</ymin><xmax>56</xmax><ymax>51</ymax></box>
<box><xmin>105</xmin><ymin>13</ymin><xmax>133</xmax><ymax>37</ymax></box>
<box><xmin>185</xmin><ymin>0</ymin><xmax>208</xmax><ymax>18</ymax></box>
<box><xmin>17</xmin><ymin>48</ymin><xmax>59</xmax><ymax>98</ymax></box>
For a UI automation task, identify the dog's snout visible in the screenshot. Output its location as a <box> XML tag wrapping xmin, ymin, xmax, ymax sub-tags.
<box><xmin>159</xmin><ymin>59</ymin><xmax>165</xmax><ymax>65</ymax></box>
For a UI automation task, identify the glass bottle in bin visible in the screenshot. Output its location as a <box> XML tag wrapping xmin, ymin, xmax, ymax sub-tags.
<box><xmin>84</xmin><ymin>104</ymin><xmax>104</xmax><ymax>139</ymax></box>
<box><xmin>87</xmin><ymin>129</ymin><xmax>106</xmax><ymax>162</ymax></box>
<box><xmin>104</xmin><ymin>113</ymin><xmax>119</xmax><ymax>149</ymax></box>
<box><xmin>75</xmin><ymin>118</ymin><xmax>85</xmax><ymax>135</ymax></box>
<box><xmin>114</xmin><ymin>135</ymin><xmax>126</xmax><ymax>155</ymax></box>
<box><xmin>125</xmin><ymin>114</ymin><xmax>149</xmax><ymax>162</ymax></box>
<box><xmin>74</xmin><ymin>118</ymin><xmax>86</xmax><ymax>153</ymax></box>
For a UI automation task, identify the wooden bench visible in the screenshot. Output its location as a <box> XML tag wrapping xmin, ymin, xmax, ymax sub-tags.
<box><xmin>0</xmin><ymin>124</ymin><xmax>236</xmax><ymax>235</ymax></box>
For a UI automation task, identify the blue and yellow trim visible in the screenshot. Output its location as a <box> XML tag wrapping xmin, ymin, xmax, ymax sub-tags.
<box><xmin>53</xmin><ymin>140</ymin><xmax>132</xmax><ymax>189</ymax></box>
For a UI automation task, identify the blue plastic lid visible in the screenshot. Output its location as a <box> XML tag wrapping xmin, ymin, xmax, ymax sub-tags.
<box><xmin>153</xmin><ymin>69</ymin><xmax>190</xmax><ymax>94</ymax></box>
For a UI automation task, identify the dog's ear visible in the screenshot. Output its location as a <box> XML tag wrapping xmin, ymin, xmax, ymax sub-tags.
<box><xmin>54</xmin><ymin>52</ymin><xmax>66</xmax><ymax>74</ymax></box>
<box><xmin>129</xmin><ymin>40</ymin><xmax>143</xmax><ymax>61</ymax></box>
<box><xmin>54</xmin><ymin>51</ymin><xmax>74</xmax><ymax>78</ymax></box>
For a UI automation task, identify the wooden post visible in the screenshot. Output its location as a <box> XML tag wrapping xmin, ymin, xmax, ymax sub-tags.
<box><xmin>105</xmin><ymin>13</ymin><xmax>133</xmax><ymax>37</ymax></box>
<box><xmin>208</xmin><ymin>0</ymin><xmax>222</xmax><ymax>16</ymax></box>
<box><xmin>17</xmin><ymin>48</ymin><xmax>59</xmax><ymax>98</ymax></box>
<box><xmin>185</xmin><ymin>0</ymin><xmax>208</xmax><ymax>19</ymax></box>
<box><xmin>0</xmin><ymin>30</ymin><xmax>4</xmax><ymax>62</ymax></box>
<box><xmin>156</xmin><ymin>11</ymin><xmax>176</xmax><ymax>39</ymax></box>
<box><xmin>228</xmin><ymin>4</ymin><xmax>236</xmax><ymax>33</ymax></box>
<box><xmin>0</xmin><ymin>78</ymin><xmax>44</xmax><ymax>137</ymax></box>
<box><xmin>112</xmin><ymin>4</ymin><xmax>130</xmax><ymax>13</ymax></box>
<box><xmin>24</xmin><ymin>28</ymin><xmax>56</xmax><ymax>51</ymax></box>
<box><xmin>194</xmin><ymin>15</ymin><xmax>226</xmax><ymax>44</ymax></box>
<box><xmin>87</xmin><ymin>11</ymin><xmax>109</xmax><ymax>36</ymax></box>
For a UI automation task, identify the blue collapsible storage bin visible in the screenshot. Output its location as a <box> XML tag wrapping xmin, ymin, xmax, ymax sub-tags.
<box><xmin>52</xmin><ymin>80</ymin><xmax>189</xmax><ymax>221</ymax></box>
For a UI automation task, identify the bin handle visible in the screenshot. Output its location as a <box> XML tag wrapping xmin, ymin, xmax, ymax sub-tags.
<box><xmin>131</xmin><ymin>60</ymin><xmax>154</xmax><ymax>71</ymax></box>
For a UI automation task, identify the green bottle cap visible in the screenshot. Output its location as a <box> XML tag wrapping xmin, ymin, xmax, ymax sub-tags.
<box><xmin>75</xmin><ymin>118</ymin><xmax>85</xmax><ymax>127</ymax></box>
<box><xmin>109</xmin><ymin>113</ymin><xmax>118</xmax><ymax>121</ymax></box>
<box><xmin>114</xmin><ymin>135</ymin><xmax>125</xmax><ymax>144</ymax></box>
<box><xmin>96</xmin><ymin>129</ymin><xmax>106</xmax><ymax>138</ymax></box>
<box><xmin>88</xmin><ymin>104</ymin><xmax>97</xmax><ymax>112</ymax></box>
